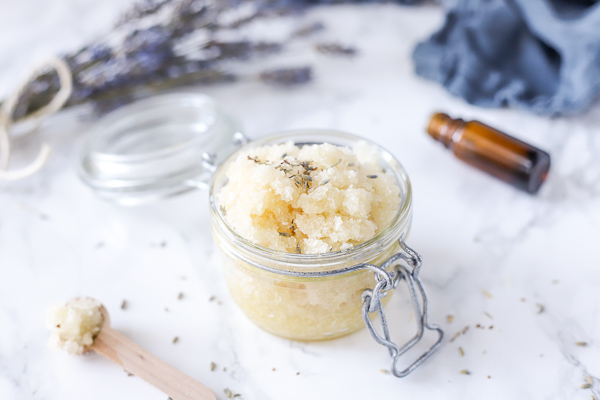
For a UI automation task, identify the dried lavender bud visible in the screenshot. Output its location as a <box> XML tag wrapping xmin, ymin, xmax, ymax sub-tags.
<box><xmin>315</xmin><ymin>42</ymin><xmax>357</xmax><ymax>56</ymax></box>
<box><xmin>259</xmin><ymin>66</ymin><xmax>312</xmax><ymax>86</ymax></box>
<box><xmin>292</xmin><ymin>21</ymin><xmax>325</xmax><ymax>37</ymax></box>
<box><xmin>115</xmin><ymin>0</ymin><xmax>172</xmax><ymax>27</ymax></box>
<box><xmin>536</xmin><ymin>303</ymin><xmax>545</xmax><ymax>314</ymax></box>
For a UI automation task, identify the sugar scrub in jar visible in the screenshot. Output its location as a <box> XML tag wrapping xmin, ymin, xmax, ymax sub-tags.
<box><xmin>210</xmin><ymin>130</ymin><xmax>412</xmax><ymax>341</ymax></box>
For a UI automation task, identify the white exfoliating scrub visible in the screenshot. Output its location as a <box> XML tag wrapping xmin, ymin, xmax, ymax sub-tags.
<box><xmin>217</xmin><ymin>141</ymin><xmax>401</xmax><ymax>254</ymax></box>
<box><xmin>46</xmin><ymin>297</ymin><xmax>104</xmax><ymax>354</ymax></box>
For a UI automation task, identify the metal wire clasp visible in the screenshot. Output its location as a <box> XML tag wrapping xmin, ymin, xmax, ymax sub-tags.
<box><xmin>361</xmin><ymin>240</ymin><xmax>444</xmax><ymax>377</ymax></box>
<box><xmin>231</xmin><ymin>237</ymin><xmax>443</xmax><ymax>376</ymax></box>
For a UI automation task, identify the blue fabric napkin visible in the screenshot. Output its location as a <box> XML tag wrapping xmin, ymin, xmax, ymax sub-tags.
<box><xmin>413</xmin><ymin>0</ymin><xmax>600</xmax><ymax>115</ymax></box>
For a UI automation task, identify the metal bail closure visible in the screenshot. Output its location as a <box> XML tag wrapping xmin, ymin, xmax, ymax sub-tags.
<box><xmin>79</xmin><ymin>93</ymin><xmax>247</xmax><ymax>205</ymax></box>
<box><xmin>361</xmin><ymin>240</ymin><xmax>444</xmax><ymax>377</ymax></box>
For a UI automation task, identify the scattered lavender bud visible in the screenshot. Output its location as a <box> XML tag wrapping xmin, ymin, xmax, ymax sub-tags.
<box><xmin>315</xmin><ymin>42</ymin><xmax>357</xmax><ymax>56</ymax></box>
<box><xmin>292</xmin><ymin>21</ymin><xmax>325</xmax><ymax>37</ymax></box>
<box><xmin>260</xmin><ymin>67</ymin><xmax>312</xmax><ymax>86</ymax></box>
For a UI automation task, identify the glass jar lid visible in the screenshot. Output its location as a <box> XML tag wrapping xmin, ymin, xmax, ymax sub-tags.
<box><xmin>79</xmin><ymin>93</ymin><xmax>245</xmax><ymax>205</ymax></box>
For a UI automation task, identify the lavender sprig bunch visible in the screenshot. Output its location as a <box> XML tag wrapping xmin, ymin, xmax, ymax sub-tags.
<box><xmin>11</xmin><ymin>0</ymin><xmax>421</xmax><ymax>119</ymax></box>
<box><xmin>12</xmin><ymin>0</ymin><xmax>317</xmax><ymax>119</ymax></box>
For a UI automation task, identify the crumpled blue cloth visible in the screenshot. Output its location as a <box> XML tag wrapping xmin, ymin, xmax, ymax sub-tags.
<box><xmin>413</xmin><ymin>0</ymin><xmax>600</xmax><ymax>115</ymax></box>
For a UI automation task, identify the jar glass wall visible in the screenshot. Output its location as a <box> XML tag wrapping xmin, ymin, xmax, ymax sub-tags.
<box><xmin>209</xmin><ymin>130</ymin><xmax>413</xmax><ymax>341</ymax></box>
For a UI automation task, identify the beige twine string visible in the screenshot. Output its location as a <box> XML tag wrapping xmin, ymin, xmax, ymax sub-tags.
<box><xmin>0</xmin><ymin>57</ymin><xmax>72</xmax><ymax>181</ymax></box>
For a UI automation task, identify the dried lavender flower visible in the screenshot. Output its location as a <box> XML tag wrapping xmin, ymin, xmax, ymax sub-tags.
<box><xmin>315</xmin><ymin>42</ymin><xmax>357</xmax><ymax>56</ymax></box>
<box><xmin>8</xmin><ymin>0</ymin><xmax>314</xmax><ymax>120</ymax></box>
<box><xmin>260</xmin><ymin>66</ymin><xmax>312</xmax><ymax>86</ymax></box>
<box><xmin>6</xmin><ymin>0</ymin><xmax>423</xmax><ymax>121</ymax></box>
<box><xmin>291</xmin><ymin>21</ymin><xmax>325</xmax><ymax>38</ymax></box>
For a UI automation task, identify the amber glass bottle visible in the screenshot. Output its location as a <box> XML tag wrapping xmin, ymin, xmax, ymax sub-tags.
<box><xmin>427</xmin><ymin>113</ymin><xmax>551</xmax><ymax>194</ymax></box>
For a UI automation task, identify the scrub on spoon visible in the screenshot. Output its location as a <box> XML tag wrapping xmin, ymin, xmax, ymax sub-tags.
<box><xmin>46</xmin><ymin>297</ymin><xmax>216</xmax><ymax>400</ymax></box>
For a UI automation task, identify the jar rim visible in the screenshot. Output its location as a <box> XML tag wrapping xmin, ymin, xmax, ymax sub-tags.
<box><xmin>79</xmin><ymin>92</ymin><xmax>240</xmax><ymax>205</ymax></box>
<box><xmin>209</xmin><ymin>129</ymin><xmax>413</xmax><ymax>271</ymax></box>
<box><xmin>85</xmin><ymin>93</ymin><xmax>219</xmax><ymax>160</ymax></box>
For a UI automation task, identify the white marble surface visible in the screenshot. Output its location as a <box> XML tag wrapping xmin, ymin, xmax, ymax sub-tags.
<box><xmin>1</xmin><ymin>1</ymin><xmax>600</xmax><ymax>399</ymax></box>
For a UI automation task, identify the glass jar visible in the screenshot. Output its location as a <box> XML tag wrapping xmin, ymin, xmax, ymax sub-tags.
<box><xmin>210</xmin><ymin>130</ymin><xmax>412</xmax><ymax>341</ymax></box>
<box><xmin>80</xmin><ymin>93</ymin><xmax>443</xmax><ymax>377</ymax></box>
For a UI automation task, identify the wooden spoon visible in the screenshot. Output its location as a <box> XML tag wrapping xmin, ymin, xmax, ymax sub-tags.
<box><xmin>91</xmin><ymin>304</ymin><xmax>216</xmax><ymax>400</ymax></box>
